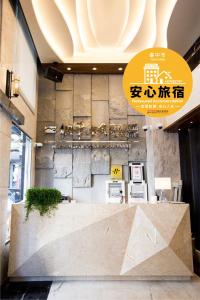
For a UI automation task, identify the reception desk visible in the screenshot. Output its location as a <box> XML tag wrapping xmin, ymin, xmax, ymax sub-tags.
<box><xmin>8</xmin><ymin>203</ymin><xmax>193</xmax><ymax>280</ymax></box>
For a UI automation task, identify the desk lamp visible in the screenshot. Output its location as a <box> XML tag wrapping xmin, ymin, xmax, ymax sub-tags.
<box><xmin>155</xmin><ymin>177</ymin><xmax>171</xmax><ymax>202</ymax></box>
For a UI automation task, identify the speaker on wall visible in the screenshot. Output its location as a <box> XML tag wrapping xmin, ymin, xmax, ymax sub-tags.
<box><xmin>44</xmin><ymin>66</ymin><xmax>63</xmax><ymax>83</ymax></box>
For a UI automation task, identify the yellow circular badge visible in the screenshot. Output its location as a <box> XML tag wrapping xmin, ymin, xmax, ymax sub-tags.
<box><xmin>123</xmin><ymin>47</ymin><xmax>192</xmax><ymax>117</ymax></box>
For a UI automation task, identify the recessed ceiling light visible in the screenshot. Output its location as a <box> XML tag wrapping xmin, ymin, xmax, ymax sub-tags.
<box><xmin>66</xmin><ymin>67</ymin><xmax>71</xmax><ymax>70</ymax></box>
<box><xmin>118</xmin><ymin>67</ymin><xmax>123</xmax><ymax>71</ymax></box>
<box><xmin>92</xmin><ymin>67</ymin><xmax>97</xmax><ymax>71</ymax></box>
<box><xmin>190</xmin><ymin>121</ymin><xmax>193</xmax><ymax>124</ymax></box>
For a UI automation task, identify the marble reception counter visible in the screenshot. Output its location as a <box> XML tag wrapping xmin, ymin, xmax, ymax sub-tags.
<box><xmin>8</xmin><ymin>203</ymin><xmax>193</xmax><ymax>280</ymax></box>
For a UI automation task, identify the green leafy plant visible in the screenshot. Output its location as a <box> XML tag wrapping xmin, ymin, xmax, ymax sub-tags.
<box><xmin>25</xmin><ymin>188</ymin><xmax>61</xmax><ymax>220</ymax></box>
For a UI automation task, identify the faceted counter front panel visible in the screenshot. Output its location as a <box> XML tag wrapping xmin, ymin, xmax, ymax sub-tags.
<box><xmin>8</xmin><ymin>203</ymin><xmax>193</xmax><ymax>279</ymax></box>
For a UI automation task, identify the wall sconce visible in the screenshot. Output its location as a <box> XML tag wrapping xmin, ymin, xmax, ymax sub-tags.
<box><xmin>6</xmin><ymin>70</ymin><xmax>20</xmax><ymax>99</ymax></box>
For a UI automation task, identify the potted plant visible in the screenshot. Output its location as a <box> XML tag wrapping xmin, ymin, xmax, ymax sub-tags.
<box><xmin>25</xmin><ymin>188</ymin><xmax>61</xmax><ymax>220</ymax></box>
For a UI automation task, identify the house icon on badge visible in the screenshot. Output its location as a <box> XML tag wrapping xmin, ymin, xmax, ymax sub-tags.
<box><xmin>156</xmin><ymin>71</ymin><xmax>172</xmax><ymax>84</ymax></box>
<box><xmin>144</xmin><ymin>63</ymin><xmax>173</xmax><ymax>84</ymax></box>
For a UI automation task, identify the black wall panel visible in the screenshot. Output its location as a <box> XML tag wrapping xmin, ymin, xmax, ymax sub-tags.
<box><xmin>179</xmin><ymin>125</ymin><xmax>200</xmax><ymax>249</ymax></box>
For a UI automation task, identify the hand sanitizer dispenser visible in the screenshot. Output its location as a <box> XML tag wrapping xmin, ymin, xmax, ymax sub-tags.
<box><xmin>128</xmin><ymin>163</ymin><xmax>148</xmax><ymax>203</ymax></box>
<box><xmin>106</xmin><ymin>180</ymin><xmax>125</xmax><ymax>204</ymax></box>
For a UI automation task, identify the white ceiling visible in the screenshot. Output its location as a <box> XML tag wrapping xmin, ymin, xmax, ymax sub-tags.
<box><xmin>20</xmin><ymin>0</ymin><xmax>200</xmax><ymax>63</ymax></box>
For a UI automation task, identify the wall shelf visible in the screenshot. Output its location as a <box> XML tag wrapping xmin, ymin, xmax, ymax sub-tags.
<box><xmin>40</xmin><ymin>139</ymin><xmax>144</xmax><ymax>150</ymax></box>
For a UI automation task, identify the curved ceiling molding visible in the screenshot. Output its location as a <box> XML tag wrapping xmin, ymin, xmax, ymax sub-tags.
<box><xmin>125</xmin><ymin>0</ymin><xmax>157</xmax><ymax>53</ymax></box>
<box><xmin>31</xmin><ymin>0</ymin><xmax>74</xmax><ymax>61</ymax></box>
<box><xmin>154</xmin><ymin>0</ymin><xmax>177</xmax><ymax>47</ymax></box>
<box><xmin>76</xmin><ymin>0</ymin><xmax>98</xmax><ymax>50</ymax></box>
<box><xmin>119</xmin><ymin>0</ymin><xmax>146</xmax><ymax>50</ymax></box>
<box><xmin>87</xmin><ymin>0</ymin><xmax>129</xmax><ymax>47</ymax></box>
<box><xmin>54</xmin><ymin>0</ymin><xmax>84</xmax><ymax>53</ymax></box>
<box><xmin>29</xmin><ymin>0</ymin><xmax>178</xmax><ymax>63</ymax></box>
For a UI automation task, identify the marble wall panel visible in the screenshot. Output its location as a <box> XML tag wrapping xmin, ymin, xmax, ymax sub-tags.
<box><xmin>72</xmin><ymin>187</ymin><xmax>92</xmax><ymax>202</ymax></box>
<box><xmin>92</xmin><ymin>101</ymin><xmax>109</xmax><ymax>140</ymax></box>
<box><xmin>37</xmin><ymin>99</ymin><xmax>55</xmax><ymax>122</ymax></box>
<box><xmin>92</xmin><ymin>75</ymin><xmax>108</xmax><ymax>100</ymax></box>
<box><xmin>73</xmin><ymin>175</ymin><xmax>109</xmax><ymax>202</ymax></box>
<box><xmin>55</xmin><ymin>91</ymin><xmax>73</xmax><ymax>141</ymax></box>
<box><xmin>91</xmin><ymin>149</ymin><xmax>110</xmax><ymax>175</ymax></box>
<box><xmin>110</xmin><ymin>149</ymin><xmax>128</xmax><ymax>165</ymax></box>
<box><xmin>38</xmin><ymin>77</ymin><xmax>55</xmax><ymax>100</ymax></box>
<box><xmin>56</xmin><ymin>75</ymin><xmax>73</xmax><ymax>91</ymax></box>
<box><xmin>128</xmin><ymin>141</ymin><xmax>147</xmax><ymax>162</ymax></box>
<box><xmin>54</xmin><ymin>149</ymin><xmax>72</xmax><ymax>178</ymax></box>
<box><xmin>91</xmin><ymin>175</ymin><xmax>110</xmax><ymax>202</ymax></box>
<box><xmin>73</xmin><ymin>117</ymin><xmax>91</xmax><ymax>140</ymax></box>
<box><xmin>152</xmin><ymin>130</ymin><xmax>181</xmax><ymax>201</ymax></box>
<box><xmin>153</xmin><ymin>131</ymin><xmax>180</xmax><ymax>180</ymax></box>
<box><xmin>35</xmin><ymin>169</ymin><xmax>54</xmax><ymax>188</ymax></box>
<box><xmin>74</xmin><ymin>75</ymin><xmax>91</xmax><ymax>116</ymax></box>
<box><xmin>55</xmin><ymin>91</ymin><xmax>73</xmax><ymax>124</ymax></box>
<box><xmin>35</xmin><ymin>145</ymin><xmax>54</xmax><ymax>169</ymax></box>
<box><xmin>53</xmin><ymin>178</ymin><xmax>72</xmax><ymax>198</ymax></box>
<box><xmin>92</xmin><ymin>101</ymin><xmax>109</xmax><ymax>127</ymax></box>
<box><xmin>109</xmin><ymin>75</ymin><xmax>127</xmax><ymax>119</ymax></box>
<box><xmin>73</xmin><ymin>150</ymin><xmax>91</xmax><ymax>187</ymax></box>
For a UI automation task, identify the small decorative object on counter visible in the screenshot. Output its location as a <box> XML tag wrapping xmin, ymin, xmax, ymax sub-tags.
<box><xmin>150</xmin><ymin>195</ymin><xmax>158</xmax><ymax>204</ymax></box>
<box><xmin>61</xmin><ymin>195</ymin><xmax>77</xmax><ymax>204</ymax></box>
<box><xmin>155</xmin><ymin>177</ymin><xmax>171</xmax><ymax>202</ymax></box>
<box><xmin>172</xmin><ymin>180</ymin><xmax>182</xmax><ymax>202</ymax></box>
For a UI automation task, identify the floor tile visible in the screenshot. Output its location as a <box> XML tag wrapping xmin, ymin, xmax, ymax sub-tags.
<box><xmin>47</xmin><ymin>276</ymin><xmax>200</xmax><ymax>300</ymax></box>
<box><xmin>150</xmin><ymin>275</ymin><xmax>200</xmax><ymax>300</ymax></box>
<box><xmin>2</xmin><ymin>277</ymin><xmax>200</xmax><ymax>300</ymax></box>
<box><xmin>48</xmin><ymin>281</ymin><xmax>152</xmax><ymax>300</ymax></box>
<box><xmin>1</xmin><ymin>281</ymin><xmax>52</xmax><ymax>300</ymax></box>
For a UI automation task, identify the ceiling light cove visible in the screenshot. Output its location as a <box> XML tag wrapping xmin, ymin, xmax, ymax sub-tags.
<box><xmin>31</xmin><ymin>0</ymin><xmax>177</xmax><ymax>63</ymax></box>
<box><xmin>31</xmin><ymin>0</ymin><xmax>73</xmax><ymax>61</ymax></box>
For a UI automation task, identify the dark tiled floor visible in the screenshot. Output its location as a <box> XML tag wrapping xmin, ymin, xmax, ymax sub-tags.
<box><xmin>0</xmin><ymin>281</ymin><xmax>52</xmax><ymax>300</ymax></box>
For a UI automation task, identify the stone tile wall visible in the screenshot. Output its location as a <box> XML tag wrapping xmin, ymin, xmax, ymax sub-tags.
<box><xmin>145</xmin><ymin>117</ymin><xmax>181</xmax><ymax>201</ymax></box>
<box><xmin>35</xmin><ymin>75</ymin><xmax>146</xmax><ymax>202</ymax></box>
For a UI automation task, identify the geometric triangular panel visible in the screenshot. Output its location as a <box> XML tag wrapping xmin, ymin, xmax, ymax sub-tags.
<box><xmin>120</xmin><ymin>206</ymin><xmax>167</xmax><ymax>275</ymax></box>
<box><xmin>11</xmin><ymin>206</ymin><xmax>137</xmax><ymax>277</ymax></box>
<box><xmin>122</xmin><ymin>246</ymin><xmax>193</xmax><ymax>276</ymax></box>
<box><xmin>170</xmin><ymin>209</ymin><xmax>193</xmax><ymax>272</ymax></box>
<box><xmin>139</xmin><ymin>204</ymin><xmax>188</xmax><ymax>244</ymax></box>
